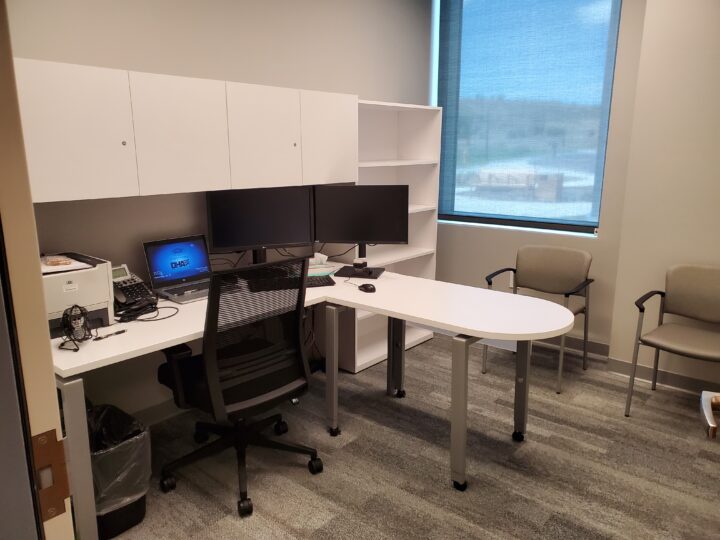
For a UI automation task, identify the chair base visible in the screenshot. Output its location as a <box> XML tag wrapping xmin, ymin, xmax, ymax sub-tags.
<box><xmin>159</xmin><ymin>413</ymin><xmax>323</xmax><ymax>517</ymax></box>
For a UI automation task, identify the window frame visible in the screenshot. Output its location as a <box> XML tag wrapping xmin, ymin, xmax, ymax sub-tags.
<box><xmin>436</xmin><ymin>0</ymin><xmax>623</xmax><ymax>234</ymax></box>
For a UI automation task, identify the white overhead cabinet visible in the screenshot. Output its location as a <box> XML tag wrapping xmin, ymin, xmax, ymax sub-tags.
<box><xmin>14</xmin><ymin>58</ymin><xmax>139</xmax><ymax>202</ymax></box>
<box><xmin>300</xmin><ymin>90</ymin><xmax>358</xmax><ymax>185</ymax></box>
<box><xmin>227</xmin><ymin>83</ymin><xmax>302</xmax><ymax>188</ymax></box>
<box><xmin>129</xmin><ymin>72</ymin><xmax>231</xmax><ymax>195</ymax></box>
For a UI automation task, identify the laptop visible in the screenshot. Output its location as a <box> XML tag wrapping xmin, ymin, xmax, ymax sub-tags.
<box><xmin>143</xmin><ymin>235</ymin><xmax>212</xmax><ymax>304</ymax></box>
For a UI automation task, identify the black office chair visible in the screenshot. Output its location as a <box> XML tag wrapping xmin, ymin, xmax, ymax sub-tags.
<box><xmin>157</xmin><ymin>258</ymin><xmax>323</xmax><ymax>517</ymax></box>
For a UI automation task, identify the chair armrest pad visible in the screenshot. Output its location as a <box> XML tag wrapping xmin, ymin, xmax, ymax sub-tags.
<box><xmin>634</xmin><ymin>290</ymin><xmax>665</xmax><ymax>312</ymax></box>
<box><xmin>485</xmin><ymin>267</ymin><xmax>516</xmax><ymax>287</ymax></box>
<box><xmin>564</xmin><ymin>278</ymin><xmax>594</xmax><ymax>297</ymax></box>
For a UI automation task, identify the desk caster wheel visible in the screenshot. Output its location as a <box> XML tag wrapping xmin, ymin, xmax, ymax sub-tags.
<box><xmin>395</xmin><ymin>389</ymin><xmax>406</xmax><ymax>398</ymax></box>
<box><xmin>328</xmin><ymin>426</ymin><xmax>341</xmax><ymax>437</ymax></box>
<box><xmin>512</xmin><ymin>431</ymin><xmax>524</xmax><ymax>442</ymax></box>
<box><xmin>238</xmin><ymin>498</ymin><xmax>253</xmax><ymax>517</ymax></box>
<box><xmin>160</xmin><ymin>475</ymin><xmax>176</xmax><ymax>493</ymax></box>
<box><xmin>274</xmin><ymin>420</ymin><xmax>289</xmax><ymax>436</ymax></box>
<box><xmin>308</xmin><ymin>457</ymin><xmax>324</xmax><ymax>474</ymax></box>
<box><xmin>453</xmin><ymin>480</ymin><xmax>467</xmax><ymax>491</ymax></box>
<box><xmin>194</xmin><ymin>429</ymin><xmax>209</xmax><ymax>444</ymax></box>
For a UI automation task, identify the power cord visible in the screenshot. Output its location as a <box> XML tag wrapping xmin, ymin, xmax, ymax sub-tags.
<box><xmin>326</xmin><ymin>244</ymin><xmax>358</xmax><ymax>259</ymax></box>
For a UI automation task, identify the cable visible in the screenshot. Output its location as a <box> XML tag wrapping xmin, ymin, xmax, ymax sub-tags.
<box><xmin>133</xmin><ymin>305</ymin><xmax>180</xmax><ymax>322</ymax></box>
<box><xmin>273</xmin><ymin>248</ymin><xmax>299</xmax><ymax>258</ymax></box>
<box><xmin>211</xmin><ymin>252</ymin><xmax>247</xmax><ymax>268</ymax></box>
<box><xmin>326</xmin><ymin>244</ymin><xmax>358</xmax><ymax>259</ymax></box>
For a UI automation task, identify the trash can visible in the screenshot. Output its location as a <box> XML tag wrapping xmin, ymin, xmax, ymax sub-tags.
<box><xmin>88</xmin><ymin>405</ymin><xmax>151</xmax><ymax>539</ymax></box>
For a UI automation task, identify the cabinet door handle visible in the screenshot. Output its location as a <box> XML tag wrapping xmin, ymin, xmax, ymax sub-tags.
<box><xmin>121</xmin><ymin>140</ymin><xmax>127</xmax><ymax>146</ymax></box>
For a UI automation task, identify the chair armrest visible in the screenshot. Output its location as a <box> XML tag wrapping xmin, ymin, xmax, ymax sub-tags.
<box><xmin>161</xmin><ymin>343</ymin><xmax>193</xmax><ymax>409</ymax></box>
<box><xmin>634</xmin><ymin>290</ymin><xmax>665</xmax><ymax>312</ymax></box>
<box><xmin>564</xmin><ymin>278</ymin><xmax>594</xmax><ymax>297</ymax></box>
<box><xmin>485</xmin><ymin>267</ymin><xmax>516</xmax><ymax>287</ymax></box>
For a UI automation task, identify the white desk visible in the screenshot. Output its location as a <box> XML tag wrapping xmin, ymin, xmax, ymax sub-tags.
<box><xmin>53</xmin><ymin>271</ymin><xmax>573</xmax><ymax>539</ymax></box>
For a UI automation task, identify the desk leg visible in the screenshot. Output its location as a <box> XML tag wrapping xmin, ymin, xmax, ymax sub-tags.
<box><xmin>450</xmin><ymin>334</ymin><xmax>478</xmax><ymax>491</ymax></box>
<box><xmin>56</xmin><ymin>376</ymin><xmax>98</xmax><ymax>540</ymax></box>
<box><xmin>325</xmin><ymin>304</ymin><xmax>342</xmax><ymax>437</ymax></box>
<box><xmin>512</xmin><ymin>340</ymin><xmax>532</xmax><ymax>442</ymax></box>
<box><xmin>387</xmin><ymin>317</ymin><xmax>406</xmax><ymax>398</ymax></box>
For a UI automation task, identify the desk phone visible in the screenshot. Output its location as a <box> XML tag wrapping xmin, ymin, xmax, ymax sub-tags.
<box><xmin>111</xmin><ymin>264</ymin><xmax>156</xmax><ymax>313</ymax></box>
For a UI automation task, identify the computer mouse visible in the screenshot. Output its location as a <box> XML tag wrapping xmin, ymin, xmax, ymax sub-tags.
<box><xmin>358</xmin><ymin>283</ymin><xmax>376</xmax><ymax>293</ymax></box>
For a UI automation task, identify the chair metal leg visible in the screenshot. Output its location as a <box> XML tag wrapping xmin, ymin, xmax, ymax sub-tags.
<box><xmin>482</xmin><ymin>343</ymin><xmax>488</xmax><ymax>374</ymax></box>
<box><xmin>651</xmin><ymin>349</ymin><xmax>660</xmax><ymax>390</ymax></box>
<box><xmin>557</xmin><ymin>334</ymin><xmax>565</xmax><ymax>394</ymax></box>
<box><xmin>624</xmin><ymin>340</ymin><xmax>642</xmax><ymax>417</ymax></box>
<box><xmin>583</xmin><ymin>289</ymin><xmax>590</xmax><ymax>370</ymax></box>
<box><xmin>700</xmin><ymin>391</ymin><xmax>719</xmax><ymax>439</ymax></box>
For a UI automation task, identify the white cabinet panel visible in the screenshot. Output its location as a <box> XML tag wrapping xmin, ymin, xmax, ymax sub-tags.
<box><xmin>227</xmin><ymin>83</ymin><xmax>302</xmax><ymax>188</ymax></box>
<box><xmin>130</xmin><ymin>71</ymin><xmax>230</xmax><ymax>195</ymax></box>
<box><xmin>14</xmin><ymin>58</ymin><xmax>139</xmax><ymax>202</ymax></box>
<box><xmin>300</xmin><ymin>90</ymin><xmax>358</xmax><ymax>185</ymax></box>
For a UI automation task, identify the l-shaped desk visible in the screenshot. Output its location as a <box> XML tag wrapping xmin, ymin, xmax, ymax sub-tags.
<box><xmin>52</xmin><ymin>270</ymin><xmax>574</xmax><ymax>540</ymax></box>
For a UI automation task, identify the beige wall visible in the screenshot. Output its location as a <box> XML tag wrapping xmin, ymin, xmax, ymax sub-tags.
<box><xmin>7</xmin><ymin>0</ymin><xmax>430</xmax><ymax>104</ymax></box>
<box><xmin>0</xmin><ymin>0</ymin><xmax>73</xmax><ymax>534</ymax></box>
<box><xmin>608</xmin><ymin>0</ymin><xmax>720</xmax><ymax>383</ymax></box>
<box><xmin>8</xmin><ymin>0</ymin><xmax>432</xmax><ymax>415</ymax></box>
<box><xmin>437</xmin><ymin>0</ymin><xmax>647</xmax><ymax>346</ymax></box>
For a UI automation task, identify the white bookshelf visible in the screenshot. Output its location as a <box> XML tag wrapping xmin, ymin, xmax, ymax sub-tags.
<box><xmin>329</xmin><ymin>99</ymin><xmax>441</xmax><ymax>373</ymax></box>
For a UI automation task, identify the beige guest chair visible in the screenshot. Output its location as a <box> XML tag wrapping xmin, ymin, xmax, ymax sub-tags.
<box><xmin>625</xmin><ymin>265</ymin><xmax>720</xmax><ymax>417</ymax></box>
<box><xmin>485</xmin><ymin>245</ymin><xmax>593</xmax><ymax>394</ymax></box>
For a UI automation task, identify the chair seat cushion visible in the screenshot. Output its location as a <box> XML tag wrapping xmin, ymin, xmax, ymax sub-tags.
<box><xmin>571</xmin><ymin>303</ymin><xmax>586</xmax><ymax>315</ymax></box>
<box><xmin>641</xmin><ymin>323</ymin><xmax>720</xmax><ymax>361</ymax></box>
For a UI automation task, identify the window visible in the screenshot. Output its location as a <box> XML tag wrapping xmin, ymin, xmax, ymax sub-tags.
<box><xmin>438</xmin><ymin>0</ymin><xmax>621</xmax><ymax>233</ymax></box>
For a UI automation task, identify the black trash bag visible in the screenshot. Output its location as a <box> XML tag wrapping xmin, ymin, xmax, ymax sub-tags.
<box><xmin>86</xmin><ymin>405</ymin><xmax>151</xmax><ymax>516</ymax></box>
<box><xmin>87</xmin><ymin>405</ymin><xmax>144</xmax><ymax>453</ymax></box>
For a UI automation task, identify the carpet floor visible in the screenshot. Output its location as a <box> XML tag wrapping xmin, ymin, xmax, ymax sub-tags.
<box><xmin>119</xmin><ymin>335</ymin><xmax>720</xmax><ymax>539</ymax></box>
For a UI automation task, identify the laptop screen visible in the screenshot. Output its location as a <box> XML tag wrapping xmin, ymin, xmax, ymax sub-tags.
<box><xmin>143</xmin><ymin>235</ymin><xmax>211</xmax><ymax>288</ymax></box>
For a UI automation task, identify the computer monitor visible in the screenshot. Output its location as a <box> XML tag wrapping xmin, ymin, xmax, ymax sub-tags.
<box><xmin>314</xmin><ymin>184</ymin><xmax>408</xmax><ymax>278</ymax></box>
<box><xmin>143</xmin><ymin>235</ymin><xmax>211</xmax><ymax>289</ymax></box>
<box><xmin>206</xmin><ymin>186</ymin><xmax>314</xmax><ymax>256</ymax></box>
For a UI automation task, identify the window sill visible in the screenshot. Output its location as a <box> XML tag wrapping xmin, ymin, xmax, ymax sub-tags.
<box><xmin>439</xmin><ymin>219</ymin><xmax>599</xmax><ymax>238</ymax></box>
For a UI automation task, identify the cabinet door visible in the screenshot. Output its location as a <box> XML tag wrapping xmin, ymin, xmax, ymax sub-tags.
<box><xmin>227</xmin><ymin>83</ymin><xmax>302</xmax><ymax>188</ymax></box>
<box><xmin>14</xmin><ymin>58</ymin><xmax>139</xmax><ymax>202</ymax></box>
<box><xmin>130</xmin><ymin>72</ymin><xmax>231</xmax><ymax>196</ymax></box>
<box><xmin>300</xmin><ymin>90</ymin><xmax>358</xmax><ymax>185</ymax></box>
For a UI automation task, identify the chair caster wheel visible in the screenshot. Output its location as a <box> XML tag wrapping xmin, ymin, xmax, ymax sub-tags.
<box><xmin>193</xmin><ymin>429</ymin><xmax>210</xmax><ymax>444</ymax></box>
<box><xmin>160</xmin><ymin>475</ymin><xmax>176</xmax><ymax>493</ymax></box>
<box><xmin>395</xmin><ymin>389</ymin><xmax>406</xmax><ymax>398</ymax></box>
<box><xmin>273</xmin><ymin>420</ymin><xmax>289</xmax><ymax>436</ymax></box>
<box><xmin>328</xmin><ymin>426</ymin><xmax>341</xmax><ymax>437</ymax></box>
<box><xmin>238</xmin><ymin>498</ymin><xmax>253</xmax><ymax>517</ymax></box>
<box><xmin>511</xmin><ymin>431</ymin><xmax>524</xmax><ymax>442</ymax></box>
<box><xmin>453</xmin><ymin>480</ymin><xmax>467</xmax><ymax>491</ymax></box>
<box><xmin>308</xmin><ymin>457</ymin><xmax>324</xmax><ymax>474</ymax></box>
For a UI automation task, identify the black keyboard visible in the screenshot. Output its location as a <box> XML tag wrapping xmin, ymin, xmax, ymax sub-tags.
<box><xmin>307</xmin><ymin>275</ymin><xmax>336</xmax><ymax>288</ymax></box>
<box><xmin>165</xmin><ymin>282</ymin><xmax>209</xmax><ymax>295</ymax></box>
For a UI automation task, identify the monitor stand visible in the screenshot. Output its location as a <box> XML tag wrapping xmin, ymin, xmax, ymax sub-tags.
<box><xmin>333</xmin><ymin>243</ymin><xmax>384</xmax><ymax>279</ymax></box>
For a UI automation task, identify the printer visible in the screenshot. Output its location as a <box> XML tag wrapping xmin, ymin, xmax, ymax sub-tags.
<box><xmin>42</xmin><ymin>253</ymin><xmax>114</xmax><ymax>338</ymax></box>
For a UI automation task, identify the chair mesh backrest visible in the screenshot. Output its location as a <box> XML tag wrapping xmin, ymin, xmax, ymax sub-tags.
<box><xmin>665</xmin><ymin>265</ymin><xmax>720</xmax><ymax>323</ymax></box>
<box><xmin>515</xmin><ymin>245</ymin><xmax>592</xmax><ymax>295</ymax></box>
<box><xmin>203</xmin><ymin>258</ymin><xmax>309</xmax><ymax>418</ymax></box>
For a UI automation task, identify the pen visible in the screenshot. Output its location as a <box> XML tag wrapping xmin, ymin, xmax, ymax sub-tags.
<box><xmin>94</xmin><ymin>329</ymin><xmax>127</xmax><ymax>341</ymax></box>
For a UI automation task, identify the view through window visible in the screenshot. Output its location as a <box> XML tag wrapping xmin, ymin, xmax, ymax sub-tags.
<box><xmin>438</xmin><ymin>0</ymin><xmax>621</xmax><ymax>232</ymax></box>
